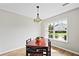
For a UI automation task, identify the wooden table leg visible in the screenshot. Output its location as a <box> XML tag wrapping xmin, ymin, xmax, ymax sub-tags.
<box><xmin>26</xmin><ymin>46</ymin><xmax>28</xmax><ymax>56</ymax></box>
<box><xmin>46</xmin><ymin>47</ymin><xmax>48</xmax><ymax>56</ymax></box>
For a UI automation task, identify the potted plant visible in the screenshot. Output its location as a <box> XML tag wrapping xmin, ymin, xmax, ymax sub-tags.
<box><xmin>35</xmin><ymin>37</ymin><xmax>45</xmax><ymax>45</ymax></box>
<box><xmin>35</xmin><ymin>37</ymin><xmax>40</xmax><ymax>45</ymax></box>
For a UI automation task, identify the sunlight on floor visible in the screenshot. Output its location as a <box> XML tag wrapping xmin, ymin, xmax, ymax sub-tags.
<box><xmin>51</xmin><ymin>48</ymin><xmax>65</xmax><ymax>56</ymax></box>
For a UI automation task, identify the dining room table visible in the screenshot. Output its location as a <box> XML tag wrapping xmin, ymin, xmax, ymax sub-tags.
<box><xmin>26</xmin><ymin>38</ymin><xmax>49</xmax><ymax>56</ymax></box>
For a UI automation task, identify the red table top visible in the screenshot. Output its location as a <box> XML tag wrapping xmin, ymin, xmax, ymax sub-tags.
<box><xmin>26</xmin><ymin>39</ymin><xmax>48</xmax><ymax>47</ymax></box>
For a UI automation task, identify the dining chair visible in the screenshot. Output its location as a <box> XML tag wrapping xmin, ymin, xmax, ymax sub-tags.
<box><xmin>48</xmin><ymin>39</ymin><xmax>51</xmax><ymax>56</ymax></box>
<box><xmin>26</xmin><ymin>46</ymin><xmax>44</xmax><ymax>56</ymax></box>
<box><xmin>28</xmin><ymin>51</ymin><xmax>43</xmax><ymax>56</ymax></box>
<box><xmin>26</xmin><ymin>38</ymin><xmax>31</xmax><ymax>44</ymax></box>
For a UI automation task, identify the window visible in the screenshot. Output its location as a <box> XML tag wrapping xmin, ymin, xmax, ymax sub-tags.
<box><xmin>48</xmin><ymin>19</ymin><xmax>68</xmax><ymax>42</ymax></box>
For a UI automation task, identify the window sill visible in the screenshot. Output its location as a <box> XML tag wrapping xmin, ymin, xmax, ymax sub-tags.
<box><xmin>49</xmin><ymin>38</ymin><xmax>68</xmax><ymax>43</ymax></box>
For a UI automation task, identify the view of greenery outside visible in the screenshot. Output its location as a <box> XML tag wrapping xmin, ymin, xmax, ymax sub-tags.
<box><xmin>48</xmin><ymin>24</ymin><xmax>53</xmax><ymax>38</ymax></box>
<box><xmin>48</xmin><ymin>31</ymin><xmax>67</xmax><ymax>40</ymax></box>
<box><xmin>55</xmin><ymin>31</ymin><xmax>67</xmax><ymax>40</ymax></box>
<box><xmin>48</xmin><ymin>20</ymin><xmax>67</xmax><ymax>41</ymax></box>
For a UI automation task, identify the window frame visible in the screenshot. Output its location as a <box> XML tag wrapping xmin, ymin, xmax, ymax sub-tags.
<box><xmin>47</xmin><ymin>18</ymin><xmax>68</xmax><ymax>43</ymax></box>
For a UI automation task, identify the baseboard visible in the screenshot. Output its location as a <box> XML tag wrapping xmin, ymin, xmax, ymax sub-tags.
<box><xmin>0</xmin><ymin>46</ymin><xmax>25</xmax><ymax>55</ymax></box>
<box><xmin>52</xmin><ymin>45</ymin><xmax>79</xmax><ymax>55</ymax></box>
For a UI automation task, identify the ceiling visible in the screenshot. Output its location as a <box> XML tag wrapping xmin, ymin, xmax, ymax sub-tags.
<box><xmin>0</xmin><ymin>3</ymin><xmax>79</xmax><ymax>19</ymax></box>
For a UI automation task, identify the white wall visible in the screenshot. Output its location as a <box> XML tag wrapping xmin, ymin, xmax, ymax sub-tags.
<box><xmin>0</xmin><ymin>9</ymin><xmax>41</xmax><ymax>53</ymax></box>
<box><xmin>41</xmin><ymin>7</ymin><xmax>79</xmax><ymax>52</ymax></box>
